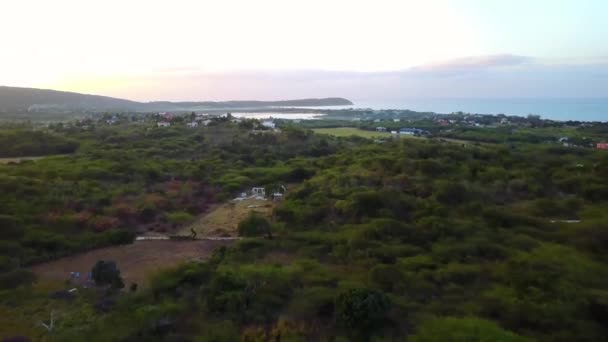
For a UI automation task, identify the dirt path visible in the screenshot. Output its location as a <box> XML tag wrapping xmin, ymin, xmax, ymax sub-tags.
<box><xmin>30</xmin><ymin>240</ymin><xmax>232</xmax><ymax>286</ymax></box>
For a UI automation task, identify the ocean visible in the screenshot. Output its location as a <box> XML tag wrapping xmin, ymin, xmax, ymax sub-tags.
<box><xmin>335</xmin><ymin>98</ymin><xmax>608</xmax><ymax>122</ymax></box>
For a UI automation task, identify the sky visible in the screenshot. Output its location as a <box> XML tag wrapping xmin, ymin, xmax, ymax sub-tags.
<box><xmin>1</xmin><ymin>0</ymin><xmax>607</xmax><ymax>101</ymax></box>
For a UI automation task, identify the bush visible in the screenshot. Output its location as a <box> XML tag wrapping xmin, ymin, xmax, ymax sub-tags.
<box><xmin>238</xmin><ymin>212</ymin><xmax>272</xmax><ymax>237</ymax></box>
<box><xmin>335</xmin><ymin>288</ymin><xmax>391</xmax><ymax>338</ymax></box>
<box><xmin>0</xmin><ymin>269</ymin><xmax>36</xmax><ymax>289</ymax></box>
<box><xmin>0</xmin><ymin>215</ymin><xmax>23</xmax><ymax>239</ymax></box>
<box><xmin>287</xmin><ymin>286</ymin><xmax>335</xmax><ymax>320</ymax></box>
<box><xmin>166</xmin><ymin>211</ymin><xmax>194</xmax><ymax>225</ymax></box>
<box><xmin>104</xmin><ymin>229</ymin><xmax>136</xmax><ymax>245</ymax></box>
<box><xmin>92</xmin><ymin>260</ymin><xmax>124</xmax><ymax>289</ymax></box>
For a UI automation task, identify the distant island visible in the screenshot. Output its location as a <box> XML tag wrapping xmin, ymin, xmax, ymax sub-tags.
<box><xmin>0</xmin><ymin>86</ymin><xmax>353</xmax><ymax>113</ymax></box>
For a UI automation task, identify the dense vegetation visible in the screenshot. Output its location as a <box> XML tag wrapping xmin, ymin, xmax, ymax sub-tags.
<box><xmin>0</xmin><ymin>129</ymin><xmax>79</xmax><ymax>157</ymax></box>
<box><xmin>1</xmin><ymin>117</ymin><xmax>608</xmax><ymax>341</ymax></box>
<box><xmin>0</xmin><ymin>120</ymin><xmax>339</xmax><ymax>275</ymax></box>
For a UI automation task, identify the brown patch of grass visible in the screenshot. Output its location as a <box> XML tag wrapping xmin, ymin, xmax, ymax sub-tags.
<box><xmin>181</xmin><ymin>198</ymin><xmax>274</xmax><ymax>237</ymax></box>
<box><xmin>29</xmin><ymin>240</ymin><xmax>232</xmax><ymax>287</ymax></box>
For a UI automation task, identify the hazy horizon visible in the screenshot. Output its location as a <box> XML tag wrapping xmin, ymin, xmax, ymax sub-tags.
<box><xmin>2</xmin><ymin>0</ymin><xmax>607</xmax><ymax>102</ymax></box>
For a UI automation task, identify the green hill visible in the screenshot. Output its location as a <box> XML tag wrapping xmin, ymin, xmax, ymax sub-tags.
<box><xmin>0</xmin><ymin>86</ymin><xmax>353</xmax><ymax>114</ymax></box>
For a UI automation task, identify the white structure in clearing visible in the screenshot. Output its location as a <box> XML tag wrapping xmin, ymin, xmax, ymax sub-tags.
<box><xmin>261</xmin><ymin>120</ymin><xmax>276</xmax><ymax>129</ymax></box>
<box><xmin>251</xmin><ymin>187</ymin><xmax>266</xmax><ymax>196</ymax></box>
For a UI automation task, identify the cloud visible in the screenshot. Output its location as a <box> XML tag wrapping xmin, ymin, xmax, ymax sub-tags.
<box><xmin>407</xmin><ymin>54</ymin><xmax>533</xmax><ymax>74</ymax></box>
<box><xmin>58</xmin><ymin>54</ymin><xmax>608</xmax><ymax>102</ymax></box>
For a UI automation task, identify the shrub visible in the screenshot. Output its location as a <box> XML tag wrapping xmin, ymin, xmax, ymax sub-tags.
<box><xmin>0</xmin><ymin>269</ymin><xmax>36</xmax><ymax>289</ymax></box>
<box><xmin>166</xmin><ymin>211</ymin><xmax>194</xmax><ymax>225</ymax></box>
<box><xmin>238</xmin><ymin>212</ymin><xmax>271</xmax><ymax>237</ymax></box>
<box><xmin>104</xmin><ymin>229</ymin><xmax>136</xmax><ymax>245</ymax></box>
<box><xmin>0</xmin><ymin>215</ymin><xmax>23</xmax><ymax>239</ymax></box>
<box><xmin>92</xmin><ymin>260</ymin><xmax>124</xmax><ymax>289</ymax></box>
<box><xmin>335</xmin><ymin>288</ymin><xmax>391</xmax><ymax>338</ymax></box>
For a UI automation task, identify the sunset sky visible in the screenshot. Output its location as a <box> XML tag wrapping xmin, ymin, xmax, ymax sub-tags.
<box><xmin>2</xmin><ymin>0</ymin><xmax>607</xmax><ymax>101</ymax></box>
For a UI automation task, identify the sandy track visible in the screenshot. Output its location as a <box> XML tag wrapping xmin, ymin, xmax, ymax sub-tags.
<box><xmin>30</xmin><ymin>240</ymin><xmax>232</xmax><ymax>286</ymax></box>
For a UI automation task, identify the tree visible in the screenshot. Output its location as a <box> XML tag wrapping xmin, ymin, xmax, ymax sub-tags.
<box><xmin>0</xmin><ymin>215</ymin><xmax>23</xmax><ymax>239</ymax></box>
<box><xmin>237</xmin><ymin>212</ymin><xmax>272</xmax><ymax>237</ymax></box>
<box><xmin>37</xmin><ymin>310</ymin><xmax>57</xmax><ymax>333</ymax></box>
<box><xmin>335</xmin><ymin>288</ymin><xmax>391</xmax><ymax>339</ymax></box>
<box><xmin>91</xmin><ymin>260</ymin><xmax>124</xmax><ymax>289</ymax></box>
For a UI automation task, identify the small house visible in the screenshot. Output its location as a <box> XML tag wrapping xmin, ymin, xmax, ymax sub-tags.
<box><xmin>376</xmin><ymin>127</ymin><xmax>387</xmax><ymax>132</ymax></box>
<box><xmin>187</xmin><ymin>122</ymin><xmax>198</xmax><ymax>128</ymax></box>
<box><xmin>558</xmin><ymin>137</ymin><xmax>571</xmax><ymax>147</ymax></box>
<box><xmin>251</xmin><ymin>187</ymin><xmax>266</xmax><ymax>196</ymax></box>
<box><xmin>399</xmin><ymin>128</ymin><xmax>417</xmax><ymax>135</ymax></box>
<box><xmin>261</xmin><ymin>120</ymin><xmax>276</xmax><ymax>129</ymax></box>
<box><xmin>157</xmin><ymin>122</ymin><xmax>171</xmax><ymax>128</ymax></box>
<box><xmin>159</xmin><ymin>112</ymin><xmax>173</xmax><ymax>120</ymax></box>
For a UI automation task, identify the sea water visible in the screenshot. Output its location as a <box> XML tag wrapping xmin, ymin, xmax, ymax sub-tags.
<box><xmin>317</xmin><ymin>98</ymin><xmax>608</xmax><ymax>122</ymax></box>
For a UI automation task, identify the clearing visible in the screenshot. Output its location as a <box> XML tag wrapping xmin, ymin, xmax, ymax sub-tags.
<box><xmin>0</xmin><ymin>154</ymin><xmax>72</xmax><ymax>164</ymax></box>
<box><xmin>181</xmin><ymin>197</ymin><xmax>274</xmax><ymax>237</ymax></box>
<box><xmin>313</xmin><ymin>127</ymin><xmax>392</xmax><ymax>138</ymax></box>
<box><xmin>0</xmin><ymin>156</ymin><xmax>48</xmax><ymax>164</ymax></box>
<box><xmin>30</xmin><ymin>240</ymin><xmax>232</xmax><ymax>287</ymax></box>
<box><xmin>30</xmin><ymin>195</ymin><xmax>275</xmax><ymax>288</ymax></box>
<box><xmin>313</xmin><ymin>127</ymin><xmax>424</xmax><ymax>139</ymax></box>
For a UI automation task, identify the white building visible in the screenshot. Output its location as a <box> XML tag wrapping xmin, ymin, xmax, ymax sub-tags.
<box><xmin>157</xmin><ymin>122</ymin><xmax>171</xmax><ymax>128</ymax></box>
<box><xmin>261</xmin><ymin>120</ymin><xmax>276</xmax><ymax>129</ymax></box>
<box><xmin>187</xmin><ymin>122</ymin><xmax>199</xmax><ymax>128</ymax></box>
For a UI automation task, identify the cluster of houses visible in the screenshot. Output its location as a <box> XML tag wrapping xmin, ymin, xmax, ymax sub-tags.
<box><xmin>154</xmin><ymin>112</ymin><xmax>278</xmax><ymax>131</ymax></box>
<box><xmin>557</xmin><ymin>137</ymin><xmax>608</xmax><ymax>150</ymax></box>
<box><xmin>433</xmin><ymin>116</ymin><xmax>511</xmax><ymax>127</ymax></box>
<box><xmin>233</xmin><ymin>186</ymin><xmax>285</xmax><ymax>202</ymax></box>
<box><xmin>157</xmin><ymin>112</ymin><xmax>212</xmax><ymax>128</ymax></box>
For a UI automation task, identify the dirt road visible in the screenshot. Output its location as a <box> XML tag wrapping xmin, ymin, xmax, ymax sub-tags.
<box><xmin>30</xmin><ymin>239</ymin><xmax>232</xmax><ymax>286</ymax></box>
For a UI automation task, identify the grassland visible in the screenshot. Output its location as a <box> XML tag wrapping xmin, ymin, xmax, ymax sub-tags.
<box><xmin>0</xmin><ymin>156</ymin><xmax>48</xmax><ymax>164</ymax></box>
<box><xmin>313</xmin><ymin>127</ymin><xmax>394</xmax><ymax>138</ymax></box>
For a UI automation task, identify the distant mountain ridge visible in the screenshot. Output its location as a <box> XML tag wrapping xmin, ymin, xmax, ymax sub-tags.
<box><xmin>0</xmin><ymin>86</ymin><xmax>353</xmax><ymax>112</ymax></box>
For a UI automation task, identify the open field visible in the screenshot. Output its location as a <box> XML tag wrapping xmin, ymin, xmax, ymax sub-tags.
<box><xmin>313</xmin><ymin>127</ymin><xmax>393</xmax><ymax>138</ymax></box>
<box><xmin>313</xmin><ymin>127</ymin><xmax>426</xmax><ymax>139</ymax></box>
<box><xmin>0</xmin><ymin>156</ymin><xmax>48</xmax><ymax>164</ymax></box>
<box><xmin>181</xmin><ymin>197</ymin><xmax>274</xmax><ymax>237</ymax></box>
<box><xmin>30</xmin><ymin>240</ymin><xmax>232</xmax><ymax>287</ymax></box>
